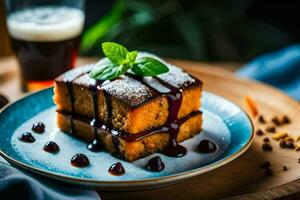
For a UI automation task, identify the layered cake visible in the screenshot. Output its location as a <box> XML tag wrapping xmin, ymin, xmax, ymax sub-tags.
<box><xmin>53</xmin><ymin>53</ymin><xmax>202</xmax><ymax>161</ymax></box>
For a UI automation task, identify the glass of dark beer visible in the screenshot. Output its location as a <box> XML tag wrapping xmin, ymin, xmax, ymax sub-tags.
<box><xmin>5</xmin><ymin>0</ymin><xmax>85</xmax><ymax>91</ymax></box>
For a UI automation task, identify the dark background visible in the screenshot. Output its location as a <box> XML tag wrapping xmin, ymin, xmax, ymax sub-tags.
<box><xmin>82</xmin><ymin>0</ymin><xmax>300</xmax><ymax>62</ymax></box>
<box><xmin>1</xmin><ymin>0</ymin><xmax>299</xmax><ymax>62</ymax></box>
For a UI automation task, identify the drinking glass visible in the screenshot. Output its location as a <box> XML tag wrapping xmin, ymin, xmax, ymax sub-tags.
<box><xmin>5</xmin><ymin>0</ymin><xmax>85</xmax><ymax>91</ymax></box>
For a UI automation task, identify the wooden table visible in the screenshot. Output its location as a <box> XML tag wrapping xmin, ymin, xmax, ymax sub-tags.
<box><xmin>1</xmin><ymin>56</ymin><xmax>300</xmax><ymax>200</ymax></box>
<box><xmin>0</xmin><ymin>56</ymin><xmax>240</xmax><ymax>101</ymax></box>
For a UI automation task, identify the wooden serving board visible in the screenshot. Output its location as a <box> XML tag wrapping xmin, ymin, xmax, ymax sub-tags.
<box><xmin>100</xmin><ymin>60</ymin><xmax>300</xmax><ymax>200</ymax></box>
<box><xmin>1</xmin><ymin>57</ymin><xmax>300</xmax><ymax>199</ymax></box>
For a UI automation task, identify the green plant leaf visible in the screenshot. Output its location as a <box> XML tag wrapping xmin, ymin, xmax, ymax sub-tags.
<box><xmin>102</xmin><ymin>42</ymin><xmax>129</xmax><ymax>65</ymax></box>
<box><xmin>89</xmin><ymin>64</ymin><xmax>126</xmax><ymax>80</ymax></box>
<box><xmin>89</xmin><ymin>63</ymin><xmax>112</xmax><ymax>78</ymax></box>
<box><xmin>80</xmin><ymin>0</ymin><xmax>124</xmax><ymax>52</ymax></box>
<box><xmin>126</xmin><ymin>50</ymin><xmax>138</xmax><ymax>63</ymax></box>
<box><xmin>90</xmin><ymin>43</ymin><xmax>169</xmax><ymax>81</ymax></box>
<box><xmin>131</xmin><ymin>57</ymin><xmax>169</xmax><ymax>76</ymax></box>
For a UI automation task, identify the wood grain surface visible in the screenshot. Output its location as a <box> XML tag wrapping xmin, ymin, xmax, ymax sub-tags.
<box><xmin>1</xmin><ymin>57</ymin><xmax>300</xmax><ymax>200</ymax></box>
<box><xmin>98</xmin><ymin>61</ymin><xmax>300</xmax><ymax>200</ymax></box>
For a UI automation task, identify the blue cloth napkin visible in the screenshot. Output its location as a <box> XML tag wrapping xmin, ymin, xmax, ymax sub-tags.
<box><xmin>237</xmin><ymin>45</ymin><xmax>300</xmax><ymax>101</ymax></box>
<box><xmin>0</xmin><ymin>157</ymin><xmax>100</xmax><ymax>200</ymax></box>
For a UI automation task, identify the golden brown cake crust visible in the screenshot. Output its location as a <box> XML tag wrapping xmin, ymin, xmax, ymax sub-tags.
<box><xmin>54</xmin><ymin>67</ymin><xmax>202</xmax><ymax>134</ymax></box>
<box><xmin>53</xmin><ymin>53</ymin><xmax>203</xmax><ymax>161</ymax></box>
<box><xmin>56</xmin><ymin>111</ymin><xmax>202</xmax><ymax>161</ymax></box>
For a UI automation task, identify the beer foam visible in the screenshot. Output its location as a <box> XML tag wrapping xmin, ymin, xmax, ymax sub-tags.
<box><xmin>7</xmin><ymin>7</ymin><xmax>85</xmax><ymax>42</ymax></box>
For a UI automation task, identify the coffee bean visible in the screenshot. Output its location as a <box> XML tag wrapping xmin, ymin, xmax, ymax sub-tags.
<box><xmin>266</xmin><ymin>126</ymin><xmax>276</xmax><ymax>133</ymax></box>
<box><xmin>262</xmin><ymin>143</ymin><xmax>273</xmax><ymax>151</ymax></box>
<box><xmin>256</xmin><ymin>129</ymin><xmax>264</xmax><ymax>136</ymax></box>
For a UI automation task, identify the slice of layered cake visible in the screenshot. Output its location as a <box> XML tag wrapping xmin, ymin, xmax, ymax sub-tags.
<box><xmin>53</xmin><ymin>43</ymin><xmax>202</xmax><ymax>161</ymax></box>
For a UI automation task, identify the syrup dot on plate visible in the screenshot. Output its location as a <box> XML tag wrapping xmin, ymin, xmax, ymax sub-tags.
<box><xmin>32</xmin><ymin>122</ymin><xmax>45</xmax><ymax>133</ymax></box>
<box><xmin>43</xmin><ymin>141</ymin><xmax>59</xmax><ymax>153</ymax></box>
<box><xmin>71</xmin><ymin>153</ymin><xmax>90</xmax><ymax>167</ymax></box>
<box><xmin>108</xmin><ymin>162</ymin><xmax>125</xmax><ymax>176</ymax></box>
<box><xmin>19</xmin><ymin>132</ymin><xmax>35</xmax><ymax>143</ymax></box>
<box><xmin>147</xmin><ymin>156</ymin><xmax>165</xmax><ymax>172</ymax></box>
<box><xmin>197</xmin><ymin>139</ymin><xmax>217</xmax><ymax>153</ymax></box>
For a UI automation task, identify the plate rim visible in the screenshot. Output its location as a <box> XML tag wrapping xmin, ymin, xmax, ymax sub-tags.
<box><xmin>0</xmin><ymin>87</ymin><xmax>254</xmax><ymax>187</ymax></box>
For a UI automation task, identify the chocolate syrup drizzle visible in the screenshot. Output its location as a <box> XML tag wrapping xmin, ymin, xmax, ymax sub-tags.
<box><xmin>58</xmin><ymin>110</ymin><xmax>200</xmax><ymax>142</ymax></box>
<box><xmin>154</xmin><ymin>77</ymin><xmax>187</xmax><ymax>157</ymax></box>
<box><xmin>65</xmin><ymin>81</ymin><xmax>76</xmax><ymax>134</ymax></box>
<box><xmin>87</xmin><ymin>80</ymin><xmax>121</xmax><ymax>154</ymax></box>
<box><xmin>87</xmin><ymin>80</ymin><xmax>103</xmax><ymax>152</ymax></box>
<box><xmin>126</xmin><ymin>73</ymin><xmax>187</xmax><ymax>157</ymax></box>
<box><xmin>62</xmin><ymin>69</ymin><xmax>200</xmax><ymax>157</ymax></box>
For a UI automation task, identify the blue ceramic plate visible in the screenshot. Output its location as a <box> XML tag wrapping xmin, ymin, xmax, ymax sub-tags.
<box><xmin>0</xmin><ymin>88</ymin><xmax>253</xmax><ymax>190</ymax></box>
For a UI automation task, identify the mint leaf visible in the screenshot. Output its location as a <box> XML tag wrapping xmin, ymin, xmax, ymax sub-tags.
<box><xmin>89</xmin><ymin>64</ymin><xmax>126</xmax><ymax>80</ymax></box>
<box><xmin>102</xmin><ymin>42</ymin><xmax>128</xmax><ymax>65</ymax></box>
<box><xmin>90</xmin><ymin>42</ymin><xmax>169</xmax><ymax>81</ymax></box>
<box><xmin>126</xmin><ymin>50</ymin><xmax>138</xmax><ymax>63</ymax></box>
<box><xmin>131</xmin><ymin>57</ymin><xmax>169</xmax><ymax>76</ymax></box>
<box><xmin>89</xmin><ymin>63</ymin><xmax>114</xmax><ymax>78</ymax></box>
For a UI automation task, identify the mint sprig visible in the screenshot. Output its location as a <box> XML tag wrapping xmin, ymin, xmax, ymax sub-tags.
<box><xmin>89</xmin><ymin>42</ymin><xmax>169</xmax><ymax>81</ymax></box>
<box><xmin>132</xmin><ymin>57</ymin><xmax>169</xmax><ymax>76</ymax></box>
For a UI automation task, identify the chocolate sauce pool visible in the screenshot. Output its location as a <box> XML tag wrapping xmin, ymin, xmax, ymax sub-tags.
<box><xmin>87</xmin><ymin>139</ymin><xmax>102</xmax><ymax>152</ymax></box>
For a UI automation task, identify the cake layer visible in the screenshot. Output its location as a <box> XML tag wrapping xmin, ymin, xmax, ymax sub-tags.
<box><xmin>54</xmin><ymin>54</ymin><xmax>202</xmax><ymax>134</ymax></box>
<box><xmin>57</xmin><ymin>111</ymin><xmax>202</xmax><ymax>161</ymax></box>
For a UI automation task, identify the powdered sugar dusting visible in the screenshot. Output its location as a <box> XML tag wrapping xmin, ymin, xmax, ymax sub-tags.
<box><xmin>57</xmin><ymin>52</ymin><xmax>198</xmax><ymax>107</ymax></box>
<box><xmin>72</xmin><ymin>73</ymin><xmax>96</xmax><ymax>86</ymax></box>
<box><xmin>137</xmin><ymin>52</ymin><xmax>196</xmax><ymax>88</ymax></box>
<box><xmin>94</xmin><ymin>52</ymin><xmax>197</xmax><ymax>88</ymax></box>
<box><xmin>158</xmin><ymin>64</ymin><xmax>195</xmax><ymax>88</ymax></box>
<box><xmin>55</xmin><ymin>64</ymin><xmax>94</xmax><ymax>82</ymax></box>
<box><xmin>102</xmin><ymin>76</ymin><xmax>153</xmax><ymax>107</ymax></box>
